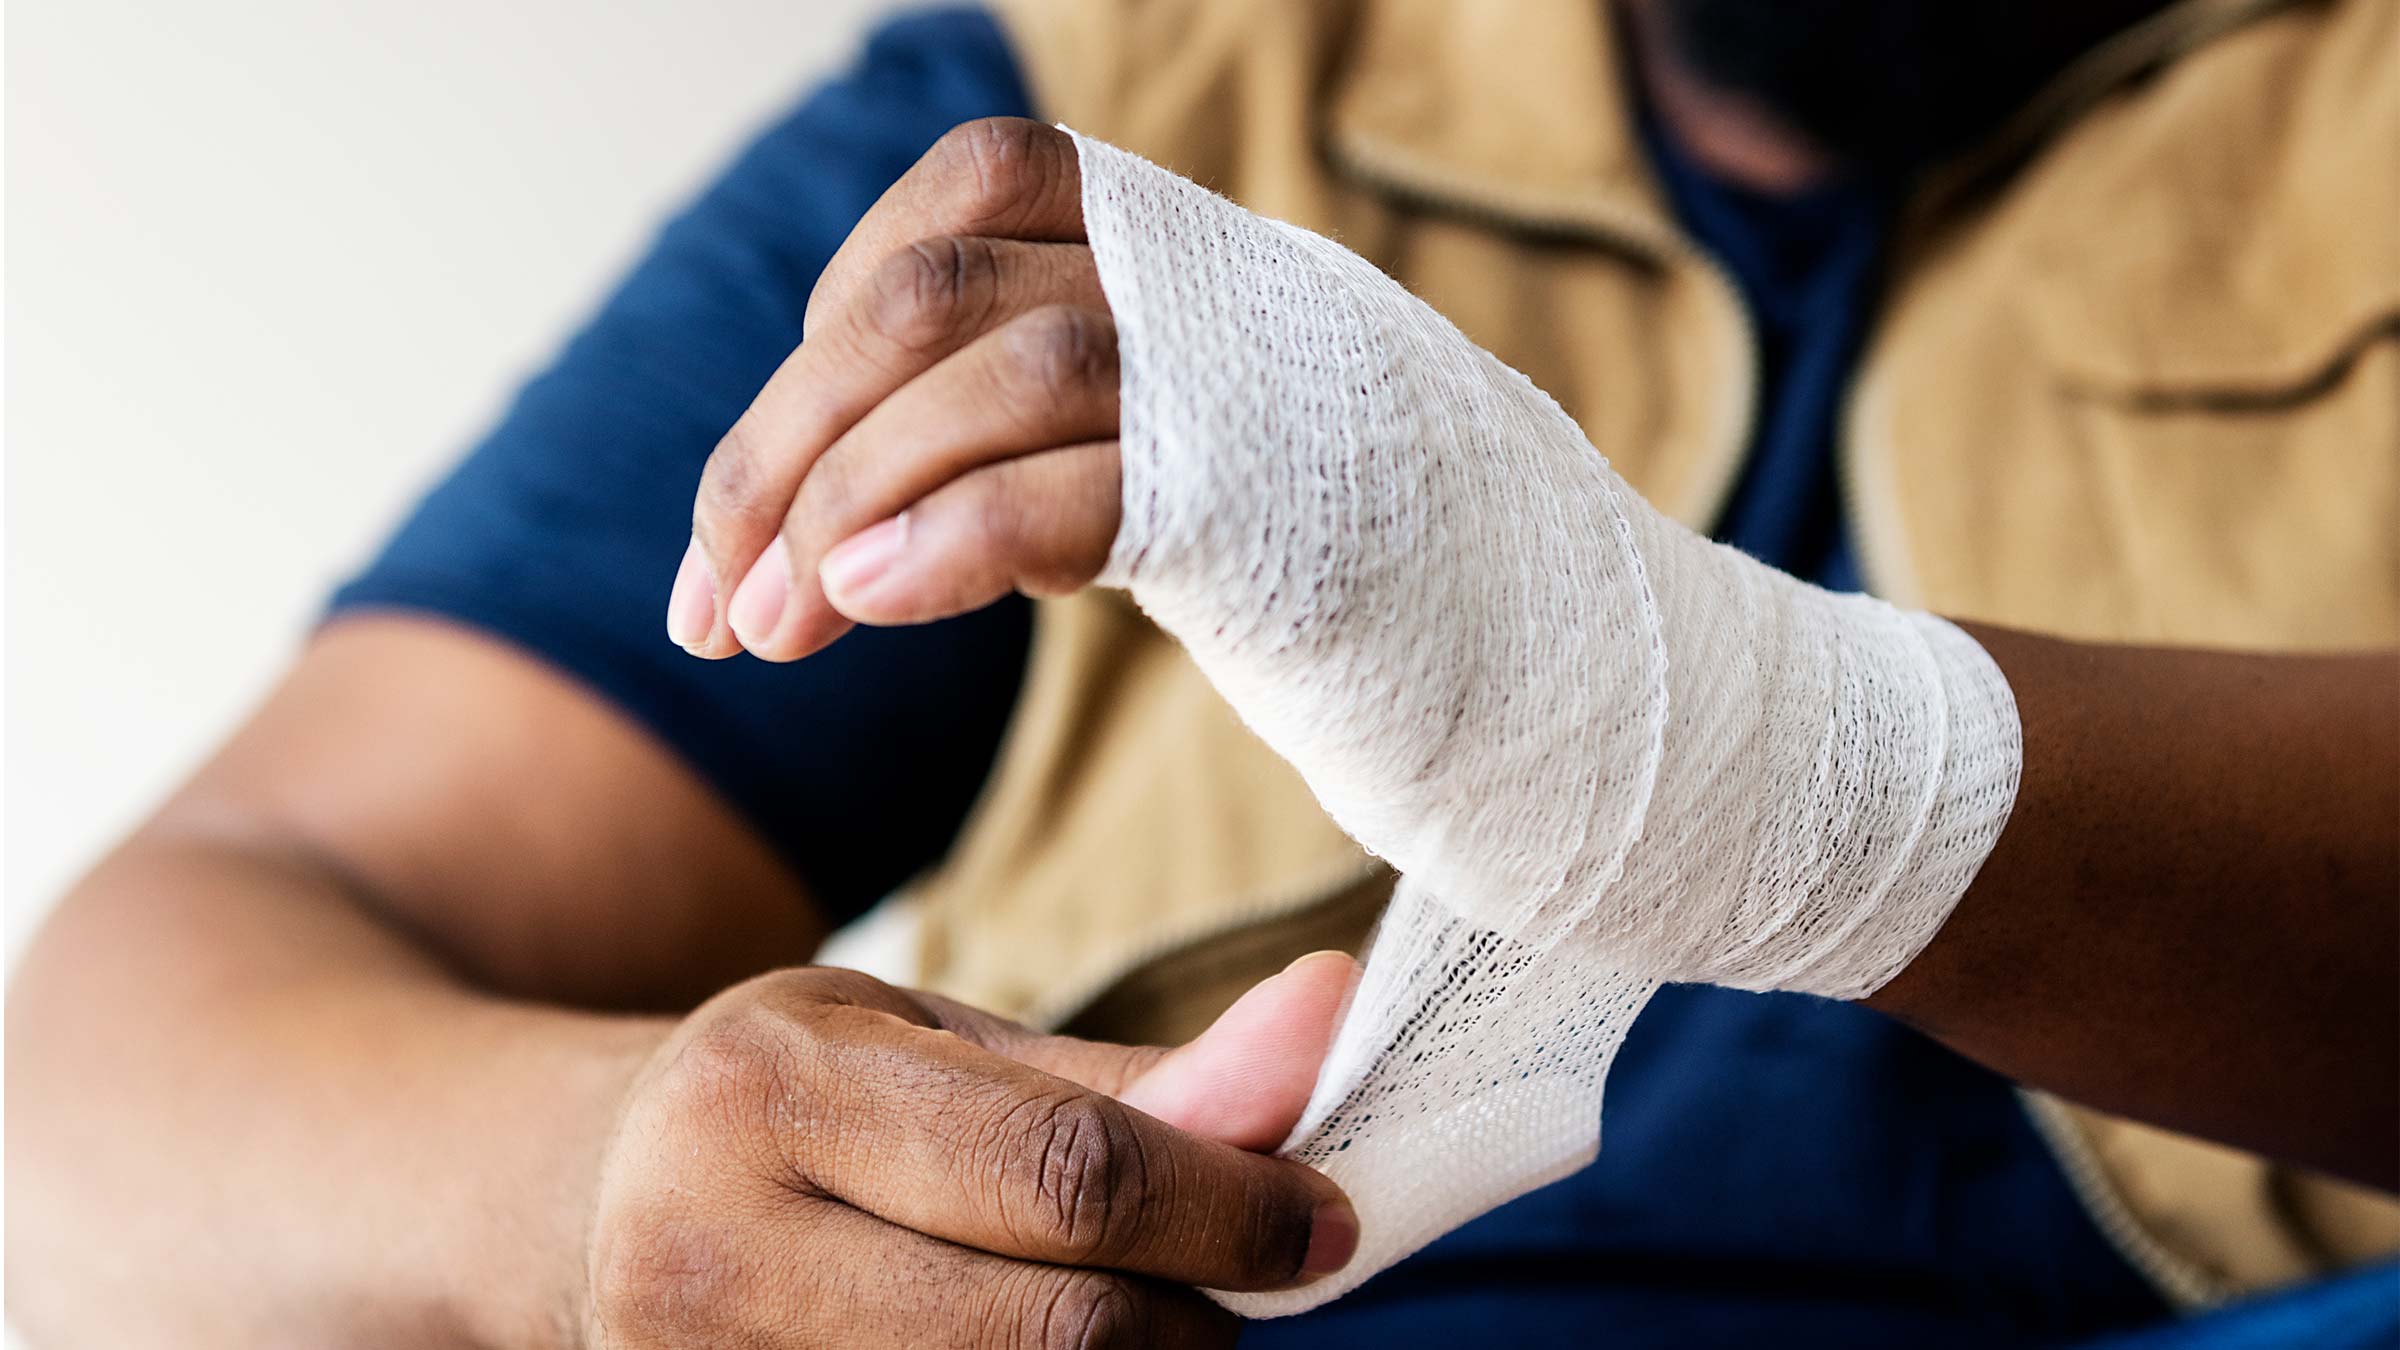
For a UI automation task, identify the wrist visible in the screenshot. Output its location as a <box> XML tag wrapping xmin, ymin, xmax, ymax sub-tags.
<box><xmin>1635</xmin><ymin>582</ymin><xmax>2022</xmax><ymax>999</ymax></box>
<box><xmin>434</xmin><ymin>1008</ymin><xmax>668</xmax><ymax>1350</ymax></box>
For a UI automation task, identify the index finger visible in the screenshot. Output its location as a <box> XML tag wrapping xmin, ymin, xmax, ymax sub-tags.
<box><xmin>788</xmin><ymin>1000</ymin><xmax>1358</xmax><ymax>1293</ymax></box>
<box><xmin>806</xmin><ymin>117</ymin><xmax>1084</xmax><ymax>337</ymax></box>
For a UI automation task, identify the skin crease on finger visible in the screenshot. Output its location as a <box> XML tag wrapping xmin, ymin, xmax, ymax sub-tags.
<box><xmin>879</xmin><ymin>952</ymin><xmax>1366</xmax><ymax>1295</ymax></box>
<box><xmin>812</xmin><ymin>438</ymin><xmax>1122</xmax><ymax>628</ymax></box>
<box><xmin>715</xmin><ymin>253</ymin><xmax>1118</xmax><ymax>658</ymax></box>
<box><xmin>752</xmin><ymin>302</ymin><xmax>1122</xmax><ymax>645</ymax></box>
<box><xmin>581</xmin><ymin>958</ymin><xmax>1362</xmax><ymax>1345</ymax></box>
<box><xmin>664</xmin><ymin>120</ymin><xmax>1104</xmax><ymax>665</ymax></box>
<box><xmin>714</xmin><ymin>294</ymin><xmax>1121</xmax><ymax>660</ymax></box>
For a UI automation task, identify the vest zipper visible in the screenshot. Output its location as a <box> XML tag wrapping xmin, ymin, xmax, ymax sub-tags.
<box><xmin>2017</xmin><ymin>1091</ymin><xmax>2227</xmax><ymax>1309</ymax></box>
<box><xmin>1835</xmin><ymin>358</ymin><xmax>1909</xmax><ymax>602</ymax></box>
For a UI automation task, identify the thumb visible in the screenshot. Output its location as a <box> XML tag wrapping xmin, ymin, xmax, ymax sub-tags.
<box><xmin>938</xmin><ymin>950</ymin><xmax>1357</xmax><ymax>1153</ymax></box>
<box><xmin>1118</xmin><ymin>950</ymin><xmax>1356</xmax><ymax>1152</ymax></box>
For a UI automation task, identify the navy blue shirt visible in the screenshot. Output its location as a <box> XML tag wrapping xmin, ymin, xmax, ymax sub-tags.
<box><xmin>335</xmin><ymin>10</ymin><xmax>2395</xmax><ymax>1346</ymax></box>
<box><xmin>335</xmin><ymin>10</ymin><xmax>1037</xmax><ymax>917</ymax></box>
<box><xmin>1638</xmin><ymin>106</ymin><xmax>1886</xmax><ymax>594</ymax></box>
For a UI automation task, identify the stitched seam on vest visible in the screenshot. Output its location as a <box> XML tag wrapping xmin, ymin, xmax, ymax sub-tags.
<box><xmin>2019</xmin><ymin>1089</ymin><xmax>2230</xmax><ymax>1311</ymax></box>
<box><xmin>1916</xmin><ymin>0</ymin><xmax>2302</xmax><ymax>220</ymax></box>
<box><xmin>2063</xmin><ymin>312</ymin><xmax>2400</xmax><ymax>409</ymax></box>
<box><xmin>1325</xmin><ymin>130</ymin><xmax>1678</xmax><ymax>259</ymax></box>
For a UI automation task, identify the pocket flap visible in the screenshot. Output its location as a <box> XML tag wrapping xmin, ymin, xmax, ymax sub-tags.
<box><xmin>2019</xmin><ymin>0</ymin><xmax>2398</xmax><ymax>404</ymax></box>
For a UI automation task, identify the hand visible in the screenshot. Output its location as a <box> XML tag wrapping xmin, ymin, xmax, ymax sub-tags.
<box><xmin>667</xmin><ymin>117</ymin><xmax>1118</xmax><ymax>661</ymax></box>
<box><xmin>579</xmin><ymin>956</ymin><xmax>1358</xmax><ymax>1348</ymax></box>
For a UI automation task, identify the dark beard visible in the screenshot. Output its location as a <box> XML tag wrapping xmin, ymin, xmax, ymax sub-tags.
<box><xmin>1654</xmin><ymin>0</ymin><xmax>2172</xmax><ymax>171</ymax></box>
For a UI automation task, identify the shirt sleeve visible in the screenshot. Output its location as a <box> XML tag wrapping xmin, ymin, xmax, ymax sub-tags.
<box><xmin>329</xmin><ymin>7</ymin><xmax>1037</xmax><ymax>923</ymax></box>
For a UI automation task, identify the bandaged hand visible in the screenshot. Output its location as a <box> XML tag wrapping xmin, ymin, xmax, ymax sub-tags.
<box><xmin>675</xmin><ymin>119</ymin><xmax>2023</xmax><ymax>1316</ymax></box>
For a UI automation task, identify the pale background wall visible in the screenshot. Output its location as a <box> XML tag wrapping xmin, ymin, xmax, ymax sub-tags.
<box><xmin>7</xmin><ymin>0</ymin><xmax>905</xmax><ymax>963</ymax></box>
<box><xmin>5</xmin><ymin>8</ymin><xmax>907</xmax><ymax>1328</ymax></box>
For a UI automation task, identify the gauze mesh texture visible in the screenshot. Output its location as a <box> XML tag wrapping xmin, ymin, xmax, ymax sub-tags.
<box><xmin>1070</xmin><ymin>131</ymin><xmax>2024</xmax><ymax>1316</ymax></box>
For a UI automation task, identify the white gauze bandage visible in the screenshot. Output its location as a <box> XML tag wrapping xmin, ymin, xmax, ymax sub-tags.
<box><xmin>1070</xmin><ymin>132</ymin><xmax>2023</xmax><ymax>1316</ymax></box>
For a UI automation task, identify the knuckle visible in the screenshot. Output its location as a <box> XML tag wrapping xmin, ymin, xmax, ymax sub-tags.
<box><xmin>1008</xmin><ymin>1092</ymin><xmax>1147</xmax><ymax>1266</ymax></box>
<box><xmin>586</xmin><ymin>1203</ymin><xmax>739</xmax><ymax>1346</ymax></box>
<box><xmin>1030</xmin><ymin>1272</ymin><xmax>1149</xmax><ymax>1350</ymax></box>
<box><xmin>935</xmin><ymin>117</ymin><xmax>1063</xmax><ymax>233</ymax></box>
<box><xmin>789</xmin><ymin>964</ymin><xmax>903</xmax><ymax>1011</ymax></box>
<box><xmin>1001</xmin><ymin>306</ymin><xmax>1115</xmax><ymax>396</ymax></box>
<box><xmin>654</xmin><ymin>999</ymin><xmax>802</xmax><ymax>1138</ymax></box>
<box><xmin>693</xmin><ymin>417</ymin><xmax>787</xmax><ymax>546</ymax></box>
<box><xmin>787</xmin><ymin>447</ymin><xmax>857</xmax><ymax>540</ymax></box>
<box><xmin>865</xmin><ymin>235</ymin><xmax>994</xmax><ymax>351</ymax></box>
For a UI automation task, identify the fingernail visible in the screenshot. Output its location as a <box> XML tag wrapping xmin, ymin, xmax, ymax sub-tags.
<box><xmin>665</xmin><ymin>538</ymin><xmax>716</xmax><ymax>650</ymax></box>
<box><xmin>727</xmin><ymin>546</ymin><xmax>792</xmax><ymax>649</ymax></box>
<box><xmin>1280</xmin><ymin>949</ymin><xmax>1352</xmax><ymax>977</ymax></box>
<box><xmin>819</xmin><ymin>515</ymin><xmax>910</xmax><ymax>605</ymax></box>
<box><xmin>1301</xmin><ymin>1199</ymin><xmax>1360</xmax><ymax>1280</ymax></box>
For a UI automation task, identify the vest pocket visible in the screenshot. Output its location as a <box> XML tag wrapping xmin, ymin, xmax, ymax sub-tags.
<box><xmin>2044</xmin><ymin>318</ymin><xmax>2400</xmax><ymax>648</ymax></box>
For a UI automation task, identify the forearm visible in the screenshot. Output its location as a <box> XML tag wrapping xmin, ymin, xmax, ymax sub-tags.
<box><xmin>1867</xmin><ymin>630</ymin><xmax>2399</xmax><ymax>1189</ymax></box>
<box><xmin>6</xmin><ymin>829</ymin><xmax>670</xmax><ymax>1348</ymax></box>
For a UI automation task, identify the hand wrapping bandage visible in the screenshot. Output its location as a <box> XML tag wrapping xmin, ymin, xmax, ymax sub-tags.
<box><xmin>1070</xmin><ymin>132</ymin><xmax>2023</xmax><ymax>1316</ymax></box>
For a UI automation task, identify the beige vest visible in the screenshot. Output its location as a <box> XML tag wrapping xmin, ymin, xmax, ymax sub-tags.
<box><xmin>902</xmin><ymin>0</ymin><xmax>2400</xmax><ymax>1305</ymax></box>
